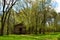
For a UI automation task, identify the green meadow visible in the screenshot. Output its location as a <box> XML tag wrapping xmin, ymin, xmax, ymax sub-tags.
<box><xmin>0</xmin><ymin>33</ymin><xmax>60</xmax><ymax>40</ymax></box>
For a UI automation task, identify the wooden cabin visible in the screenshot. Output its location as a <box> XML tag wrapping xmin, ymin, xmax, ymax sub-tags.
<box><xmin>14</xmin><ymin>23</ymin><xmax>26</xmax><ymax>34</ymax></box>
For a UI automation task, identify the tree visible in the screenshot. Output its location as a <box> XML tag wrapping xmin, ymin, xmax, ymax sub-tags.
<box><xmin>1</xmin><ymin>0</ymin><xmax>17</xmax><ymax>36</ymax></box>
<box><xmin>16</xmin><ymin>0</ymin><xmax>52</xmax><ymax>34</ymax></box>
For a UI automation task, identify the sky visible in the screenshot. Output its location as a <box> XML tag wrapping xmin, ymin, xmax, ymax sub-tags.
<box><xmin>0</xmin><ymin>0</ymin><xmax>60</xmax><ymax>13</ymax></box>
<box><xmin>0</xmin><ymin>0</ymin><xmax>32</xmax><ymax>13</ymax></box>
<box><xmin>52</xmin><ymin>0</ymin><xmax>60</xmax><ymax>13</ymax></box>
<box><xmin>12</xmin><ymin>0</ymin><xmax>32</xmax><ymax>12</ymax></box>
<box><xmin>14</xmin><ymin>0</ymin><xmax>60</xmax><ymax>13</ymax></box>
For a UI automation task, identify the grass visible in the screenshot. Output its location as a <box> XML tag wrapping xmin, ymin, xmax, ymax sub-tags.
<box><xmin>0</xmin><ymin>33</ymin><xmax>60</xmax><ymax>40</ymax></box>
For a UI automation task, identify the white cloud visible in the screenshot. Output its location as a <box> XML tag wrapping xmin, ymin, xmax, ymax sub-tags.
<box><xmin>53</xmin><ymin>0</ymin><xmax>60</xmax><ymax>13</ymax></box>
